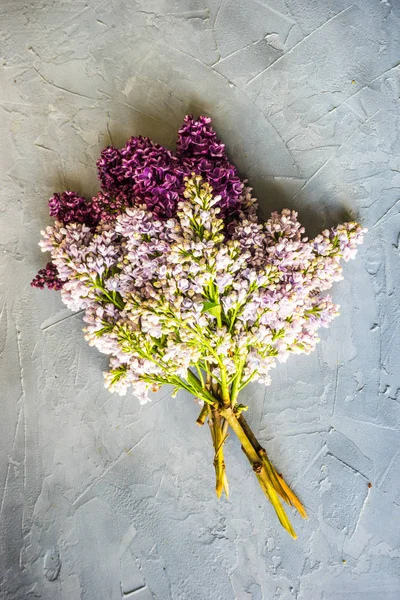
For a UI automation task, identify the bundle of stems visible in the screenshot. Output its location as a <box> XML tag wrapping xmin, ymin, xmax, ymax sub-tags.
<box><xmin>190</xmin><ymin>370</ymin><xmax>307</xmax><ymax>539</ymax></box>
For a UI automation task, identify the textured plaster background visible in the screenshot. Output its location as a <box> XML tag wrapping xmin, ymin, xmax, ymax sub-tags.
<box><xmin>1</xmin><ymin>0</ymin><xmax>400</xmax><ymax>599</ymax></box>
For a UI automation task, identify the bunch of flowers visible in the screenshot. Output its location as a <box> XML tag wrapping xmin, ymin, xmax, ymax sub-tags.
<box><xmin>32</xmin><ymin>116</ymin><xmax>365</xmax><ymax>538</ymax></box>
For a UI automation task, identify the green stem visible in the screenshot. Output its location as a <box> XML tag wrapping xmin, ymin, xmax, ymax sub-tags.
<box><xmin>238</xmin><ymin>369</ymin><xmax>258</xmax><ymax>392</ymax></box>
<box><xmin>196</xmin><ymin>403</ymin><xmax>208</xmax><ymax>425</ymax></box>
<box><xmin>238</xmin><ymin>414</ymin><xmax>307</xmax><ymax>520</ymax></box>
<box><xmin>195</xmin><ymin>363</ymin><xmax>205</xmax><ymax>388</ymax></box>
<box><xmin>230</xmin><ymin>356</ymin><xmax>246</xmax><ymax>406</ymax></box>
<box><xmin>219</xmin><ymin>366</ymin><xmax>230</xmax><ymax>408</ymax></box>
<box><xmin>186</xmin><ymin>370</ymin><xmax>219</xmax><ymax>406</ymax></box>
<box><xmin>228</xmin><ymin>306</ymin><xmax>240</xmax><ymax>333</ymax></box>
<box><xmin>210</xmin><ymin>406</ymin><xmax>227</xmax><ymax>498</ymax></box>
<box><xmin>91</xmin><ymin>278</ymin><xmax>125</xmax><ymax>310</ymax></box>
<box><xmin>220</xmin><ymin>406</ymin><xmax>297</xmax><ymax>539</ymax></box>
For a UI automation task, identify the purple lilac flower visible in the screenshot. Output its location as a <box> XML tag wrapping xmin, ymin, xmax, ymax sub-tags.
<box><xmin>97</xmin><ymin>136</ymin><xmax>183</xmax><ymax>218</ymax></box>
<box><xmin>95</xmin><ymin>146</ymin><xmax>124</xmax><ymax>196</ymax></box>
<box><xmin>31</xmin><ymin>261</ymin><xmax>64</xmax><ymax>290</ymax></box>
<box><xmin>96</xmin><ymin>116</ymin><xmax>244</xmax><ymax>219</ymax></box>
<box><xmin>49</xmin><ymin>191</ymin><xmax>101</xmax><ymax>228</ymax></box>
<box><xmin>176</xmin><ymin>115</ymin><xmax>243</xmax><ymax>216</ymax></box>
<box><xmin>177</xmin><ymin>115</ymin><xmax>226</xmax><ymax>158</ymax></box>
<box><xmin>93</xmin><ymin>190</ymin><xmax>129</xmax><ymax>222</ymax></box>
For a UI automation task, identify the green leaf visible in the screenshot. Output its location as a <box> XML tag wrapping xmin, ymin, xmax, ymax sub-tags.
<box><xmin>95</xmin><ymin>325</ymin><xmax>114</xmax><ymax>337</ymax></box>
<box><xmin>271</xmin><ymin>328</ymin><xmax>285</xmax><ymax>341</ymax></box>
<box><xmin>202</xmin><ymin>301</ymin><xmax>222</xmax><ymax>320</ymax></box>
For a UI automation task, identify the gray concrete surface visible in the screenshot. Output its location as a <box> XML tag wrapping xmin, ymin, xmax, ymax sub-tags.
<box><xmin>1</xmin><ymin>0</ymin><xmax>400</xmax><ymax>598</ymax></box>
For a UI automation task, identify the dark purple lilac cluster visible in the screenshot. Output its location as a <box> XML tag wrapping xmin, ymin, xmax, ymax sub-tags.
<box><xmin>93</xmin><ymin>190</ymin><xmax>128</xmax><ymax>222</ymax></box>
<box><xmin>32</xmin><ymin>116</ymin><xmax>245</xmax><ymax>290</ymax></box>
<box><xmin>96</xmin><ymin>115</ymin><xmax>243</xmax><ymax>218</ymax></box>
<box><xmin>177</xmin><ymin>115</ymin><xmax>243</xmax><ymax>216</ymax></box>
<box><xmin>30</xmin><ymin>262</ymin><xmax>64</xmax><ymax>290</ymax></box>
<box><xmin>97</xmin><ymin>136</ymin><xmax>182</xmax><ymax>218</ymax></box>
<box><xmin>49</xmin><ymin>191</ymin><xmax>101</xmax><ymax>228</ymax></box>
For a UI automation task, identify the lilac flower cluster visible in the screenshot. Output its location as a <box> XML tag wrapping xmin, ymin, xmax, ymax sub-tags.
<box><xmin>97</xmin><ymin>136</ymin><xmax>182</xmax><ymax>217</ymax></box>
<box><xmin>36</xmin><ymin>174</ymin><xmax>365</xmax><ymax>403</ymax></box>
<box><xmin>32</xmin><ymin>116</ymin><xmax>248</xmax><ymax>290</ymax></box>
<box><xmin>30</xmin><ymin>262</ymin><xmax>64</xmax><ymax>291</ymax></box>
<box><xmin>176</xmin><ymin>115</ymin><xmax>243</xmax><ymax>216</ymax></box>
<box><xmin>48</xmin><ymin>191</ymin><xmax>101</xmax><ymax>228</ymax></box>
<box><xmin>96</xmin><ymin>115</ymin><xmax>243</xmax><ymax>219</ymax></box>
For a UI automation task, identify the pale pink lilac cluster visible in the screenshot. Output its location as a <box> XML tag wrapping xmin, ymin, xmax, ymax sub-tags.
<box><xmin>36</xmin><ymin>173</ymin><xmax>365</xmax><ymax>403</ymax></box>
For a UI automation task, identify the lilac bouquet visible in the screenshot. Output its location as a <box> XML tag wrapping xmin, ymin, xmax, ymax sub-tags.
<box><xmin>32</xmin><ymin>116</ymin><xmax>365</xmax><ymax>538</ymax></box>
